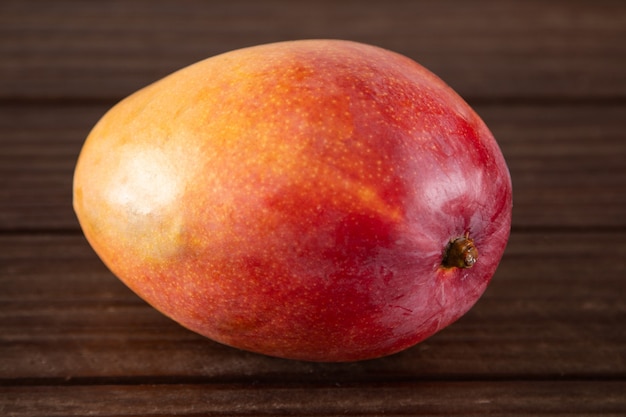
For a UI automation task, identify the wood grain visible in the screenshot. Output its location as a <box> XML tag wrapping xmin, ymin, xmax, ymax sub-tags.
<box><xmin>3</xmin><ymin>381</ymin><xmax>626</xmax><ymax>416</ymax></box>
<box><xmin>1</xmin><ymin>0</ymin><xmax>625</xmax><ymax>101</ymax></box>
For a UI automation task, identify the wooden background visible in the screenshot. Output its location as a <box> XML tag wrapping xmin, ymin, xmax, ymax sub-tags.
<box><xmin>1</xmin><ymin>1</ymin><xmax>625</xmax><ymax>415</ymax></box>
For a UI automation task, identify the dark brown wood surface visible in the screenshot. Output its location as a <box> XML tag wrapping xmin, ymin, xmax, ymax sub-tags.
<box><xmin>1</xmin><ymin>1</ymin><xmax>625</xmax><ymax>415</ymax></box>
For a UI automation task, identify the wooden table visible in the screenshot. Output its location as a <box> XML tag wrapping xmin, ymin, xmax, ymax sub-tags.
<box><xmin>2</xmin><ymin>1</ymin><xmax>625</xmax><ymax>415</ymax></box>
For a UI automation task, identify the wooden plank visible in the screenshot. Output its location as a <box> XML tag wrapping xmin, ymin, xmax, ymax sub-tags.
<box><xmin>1</xmin><ymin>0</ymin><xmax>625</xmax><ymax>101</ymax></box>
<box><xmin>482</xmin><ymin>104</ymin><xmax>626</xmax><ymax>229</ymax></box>
<box><xmin>0</xmin><ymin>104</ymin><xmax>101</xmax><ymax>231</ymax></box>
<box><xmin>1</xmin><ymin>381</ymin><xmax>625</xmax><ymax>416</ymax></box>
<box><xmin>1</xmin><ymin>232</ymin><xmax>624</xmax><ymax>382</ymax></box>
<box><xmin>1</xmin><ymin>104</ymin><xmax>625</xmax><ymax>230</ymax></box>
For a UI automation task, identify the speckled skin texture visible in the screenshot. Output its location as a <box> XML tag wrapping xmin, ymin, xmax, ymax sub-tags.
<box><xmin>73</xmin><ymin>40</ymin><xmax>512</xmax><ymax>362</ymax></box>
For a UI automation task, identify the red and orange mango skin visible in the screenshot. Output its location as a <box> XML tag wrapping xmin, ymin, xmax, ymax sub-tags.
<box><xmin>73</xmin><ymin>40</ymin><xmax>512</xmax><ymax>362</ymax></box>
